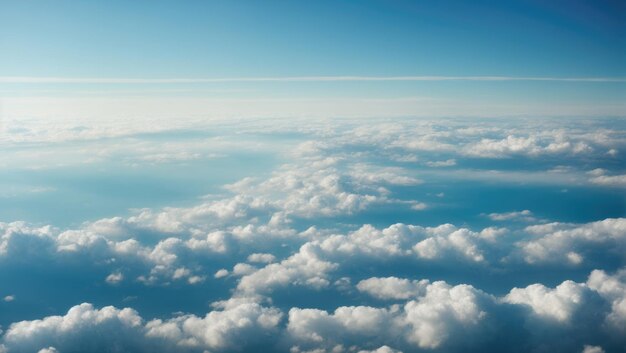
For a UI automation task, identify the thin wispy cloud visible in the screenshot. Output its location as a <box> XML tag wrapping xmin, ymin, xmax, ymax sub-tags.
<box><xmin>2</xmin><ymin>75</ymin><xmax>626</xmax><ymax>84</ymax></box>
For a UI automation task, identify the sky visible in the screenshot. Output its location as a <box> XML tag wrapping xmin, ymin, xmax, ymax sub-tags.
<box><xmin>1</xmin><ymin>0</ymin><xmax>625</xmax><ymax>118</ymax></box>
<box><xmin>1</xmin><ymin>2</ymin><xmax>626</xmax><ymax>353</ymax></box>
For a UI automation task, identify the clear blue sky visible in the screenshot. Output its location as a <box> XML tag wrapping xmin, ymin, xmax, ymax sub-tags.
<box><xmin>1</xmin><ymin>0</ymin><xmax>625</xmax><ymax>117</ymax></box>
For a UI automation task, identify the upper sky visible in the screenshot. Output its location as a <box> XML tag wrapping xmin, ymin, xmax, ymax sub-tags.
<box><xmin>1</xmin><ymin>0</ymin><xmax>625</xmax><ymax>118</ymax></box>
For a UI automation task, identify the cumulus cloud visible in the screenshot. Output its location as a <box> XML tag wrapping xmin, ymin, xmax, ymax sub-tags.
<box><xmin>2</xmin><ymin>300</ymin><xmax>283</xmax><ymax>353</ymax></box>
<box><xmin>247</xmin><ymin>253</ymin><xmax>276</xmax><ymax>264</ymax></box>
<box><xmin>288</xmin><ymin>280</ymin><xmax>489</xmax><ymax>351</ymax></box>
<box><xmin>357</xmin><ymin>277</ymin><xmax>430</xmax><ymax>300</ymax></box>
<box><xmin>312</xmin><ymin>223</ymin><xmax>497</xmax><ymax>264</ymax></box>
<box><xmin>2</xmin><ymin>303</ymin><xmax>146</xmax><ymax>353</ymax></box>
<box><xmin>463</xmin><ymin>135</ymin><xmax>593</xmax><ymax>158</ymax></box>
<box><xmin>587</xmin><ymin>268</ymin><xmax>626</xmax><ymax>332</ymax></box>
<box><xmin>413</xmin><ymin>225</ymin><xmax>487</xmax><ymax>262</ymax></box>
<box><xmin>401</xmin><ymin>282</ymin><xmax>488</xmax><ymax>349</ymax></box>
<box><xmin>316</xmin><ymin>224</ymin><xmax>416</xmax><ymax>259</ymax></box>
<box><xmin>504</xmin><ymin>281</ymin><xmax>587</xmax><ymax>322</ymax></box>
<box><xmin>237</xmin><ymin>243</ymin><xmax>338</xmax><ymax>295</ymax></box>
<box><xmin>0</xmin><ymin>222</ymin><xmax>56</xmax><ymax>259</ymax></box>
<box><xmin>145</xmin><ymin>300</ymin><xmax>282</xmax><ymax>351</ymax></box>
<box><xmin>287</xmin><ymin>305</ymin><xmax>396</xmax><ymax>346</ymax></box>
<box><xmin>519</xmin><ymin>218</ymin><xmax>626</xmax><ymax>265</ymax></box>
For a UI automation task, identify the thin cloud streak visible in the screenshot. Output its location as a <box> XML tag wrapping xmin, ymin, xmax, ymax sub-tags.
<box><xmin>1</xmin><ymin>76</ymin><xmax>626</xmax><ymax>84</ymax></box>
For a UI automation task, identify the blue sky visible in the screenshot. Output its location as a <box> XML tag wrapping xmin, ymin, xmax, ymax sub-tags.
<box><xmin>1</xmin><ymin>0</ymin><xmax>625</xmax><ymax>118</ymax></box>
<box><xmin>2</xmin><ymin>0</ymin><xmax>625</xmax><ymax>77</ymax></box>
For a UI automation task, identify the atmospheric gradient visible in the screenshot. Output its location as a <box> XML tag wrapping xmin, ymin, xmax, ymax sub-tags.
<box><xmin>0</xmin><ymin>1</ymin><xmax>625</xmax><ymax>353</ymax></box>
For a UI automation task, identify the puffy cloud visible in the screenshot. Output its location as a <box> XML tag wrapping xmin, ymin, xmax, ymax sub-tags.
<box><xmin>3</xmin><ymin>301</ymin><xmax>282</xmax><ymax>353</ymax></box>
<box><xmin>214</xmin><ymin>269</ymin><xmax>229</xmax><ymax>278</ymax></box>
<box><xmin>519</xmin><ymin>218</ymin><xmax>626</xmax><ymax>265</ymax></box>
<box><xmin>3</xmin><ymin>295</ymin><xmax>15</xmax><ymax>302</ymax></box>
<box><xmin>401</xmin><ymin>282</ymin><xmax>488</xmax><ymax>349</ymax></box>
<box><xmin>105</xmin><ymin>271</ymin><xmax>124</xmax><ymax>284</ymax></box>
<box><xmin>247</xmin><ymin>253</ymin><xmax>276</xmax><ymax>264</ymax></box>
<box><xmin>504</xmin><ymin>281</ymin><xmax>587</xmax><ymax>322</ymax></box>
<box><xmin>2</xmin><ymin>303</ymin><xmax>145</xmax><ymax>353</ymax></box>
<box><xmin>145</xmin><ymin>301</ymin><xmax>282</xmax><ymax>351</ymax></box>
<box><xmin>587</xmin><ymin>268</ymin><xmax>626</xmax><ymax>331</ymax></box>
<box><xmin>288</xmin><ymin>281</ymin><xmax>490</xmax><ymax>351</ymax></box>
<box><xmin>463</xmin><ymin>134</ymin><xmax>594</xmax><ymax>158</ymax></box>
<box><xmin>0</xmin><ymin>222</ymin><xmax>56</xmax><ymax>259</ymax></box>
<box><xmin>232</xmin><ymin>263</ymin><xmax>257</xmax><ymax>276</ymax></box>
<box><xmin>357</xmin><ymin>277</ymin><xmax>429</xmax><ymax>300</ymax></box>
<box><xmin>237</xmin><ymin>243</ymin><xmax>338</xmax><ymax>295</ymax></box>
<box><xmin>413</xmin><ymin>225</ymin><xmax>486</xmax><ymax>262</ymax></box>
<box><xmin>225</xmin><ymin>158</ymin><xmax>382</xmax><ymax>218</ymax></box>
<box><xmin>316</xmin><ymin>224</ymin><xmax>416</xmax><ymax>258</ymax></box>
<box><xmin>313</xmin><ymin>223</ymin><xmax>495</xmax><ymax>264</ymax></box>
<box><xmin>287</xmin><ymin>306</ymin><xmax>396</xmax><ymax>348</ymax></box>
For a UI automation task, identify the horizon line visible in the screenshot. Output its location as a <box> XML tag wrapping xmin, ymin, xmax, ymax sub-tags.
<box><xmin>1</xmin><ymin>75</ymin><xmax>626</xmax><ymax>84</ymax></box>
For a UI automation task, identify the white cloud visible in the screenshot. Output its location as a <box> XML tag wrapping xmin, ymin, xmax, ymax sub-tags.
<box><xmin>413</xmin><ymin>226</ymin><xmax>486</xmax><ymax>262</ymax></box>
<box><xmin>2</xmin><ymin>303</ymin><xmax>145</xmax><ymax>353</ymax></box>
<box><xmin>287</xmin><ymin>306</ymin><xmax>396</xmax><ymax>348</ymax></box>
<box><xmin>237</xmin><ymin>243</ymin><xmax>338</xmax><ymax>295</ymax></box>
<box><xmin>582</xmin><ymin>345</ymin><xmax>605</xmax><ymax>353</ymax></box>
<box><xmin>463</xmin><ymin>134</ymin><xmax>594</xmax><ymax>158</ymax></box>
<box><xmin>409</xmin><ymin>202</ymin><xmax>427</xmax><ymax>211</ymax></box>
<box><xmin>214</xmin><ymin>269</ymin><xmax>229</xmax><ymax>279</ymax></box>
<box><xmin>225</xmin><ymin>158</ymin><xmax>384</xmax><ymax>218</ymax></box>
<box><xmin>288</xmin><ymin>281</ymin><xmax>489</xmax><ymax>350</ymax></box>
<box><xmin>587</xmin><ymin>268</ymin><xmax>626</xmax><ymax>332</ymax></box>
<box><xmin>232</xmin><ymin>263</ymin><xmax>257</xmax><ymax>276</ymax></box>
<box><xmin>589</xmin><ymin>173</ymin><xmax>626</xmax><ymax>187</ymax></box>
<box><xmin>247</xmin><ymin>253</ymin><xmax>276</xmax><ymax>264</ymax></box>
<box><xmin>348</xmin><ymin>164</ymin><xmax>422</xmax><ymax>186</ymax></box>
<box><xmin>519</xmin><ymin>218</ymin><xmax>626</xmax><ymax>264</ymax></box>
<box><xmin>2</xmin><ymin>300</ymin><xmax>282</xmax><ymax>353</ymax></box>
<box><xmin>145</xmin><ymin>301</ymin><xmax>282</xmax><ymax>351</ymax></box>
<box><xmin>486</xmin><ymin>210</ymin><xmax>535</xmax><ymax>222</ymax></box>
<box><xmin>401</xmin><ymin>282</ymin><xmax>488</xmax><ymax>349</ymax></box>
<box><xmin>317</xmin><ymin>224</ymin><xmax>416</xmax><ymax>259</ymax></box>
<box><xmin>357</xmin><ymin>277</ymin><xmax>429</xmax><ymax>300</ymax></box>
<box><xmin>357</xmin><ymin>346</ymin><xmax>402</xmax><ymax>353</ymax></box>
<box><xmin>106</xmin><ymin>271</ymin><xmax>124</xmax><ymax>284</ymax></box>
<box><xmin>309</xmin><ymin>223</ymin><xmax>496</xmax><ymax>264</ymax></box>
<box><xmin>36</xmin><ymin>347</ymin><xmax>58</xmax><ymax>353</ymax></box>
<box><xmin>504</xmin><ymin>281</ymin><xmax>587</xmax><ymax>322</ymax></box>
